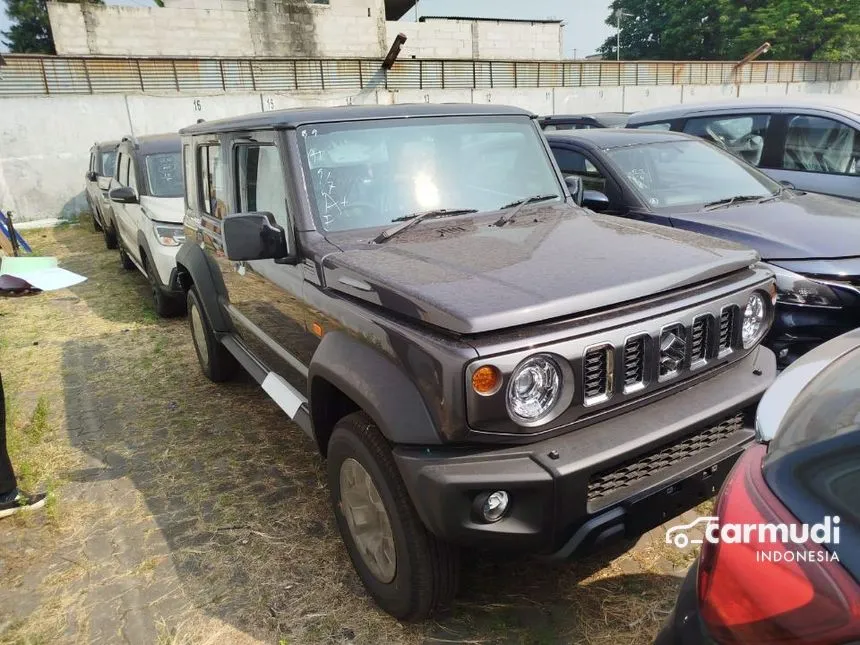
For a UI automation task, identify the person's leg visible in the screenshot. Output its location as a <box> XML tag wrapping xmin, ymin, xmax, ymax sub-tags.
<box><xmin>0</xmin><ymin>371</ymin><xmax>46</xmax><ymax>517</ymax></box>
<box><xmin>0</xmin><ymin>371</ymin><xmax>17</xmax><ymax>496</ymax></box>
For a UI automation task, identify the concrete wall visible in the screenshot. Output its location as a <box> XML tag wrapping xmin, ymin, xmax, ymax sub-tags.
<box><xmin>2</xmin><ymin>79</ymin><xmax>859</xmax><ymax>221</ymax></box>
<box><xmin>471</xmin><ymin>20</ymin><xmax>562</xmax><ymax>60</ymax></box>
<box><xmin>49</xmin><ymin>0</ymin><xmax>386</xmax><ymax>58</ymax></box>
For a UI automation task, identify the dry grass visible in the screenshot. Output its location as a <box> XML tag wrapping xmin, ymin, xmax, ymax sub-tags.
<box><xmin>0</xmin><ymin>221</ymin><xmax>696</xmax><ymax>645</ymax></box>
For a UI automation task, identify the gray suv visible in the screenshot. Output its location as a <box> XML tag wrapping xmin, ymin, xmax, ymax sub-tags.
<box><xmin>85</xmin><ymin>140</ymin><xmax>119</xmax><ymax>246</ymax></box>
<box><xmin>175</xmin><ymin>104</ymin><xmax>777</xmax><ymax>620</ymax></box>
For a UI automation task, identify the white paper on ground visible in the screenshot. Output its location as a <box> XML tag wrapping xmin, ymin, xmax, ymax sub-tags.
<box><xmin>0</xmin><ymin>256</ymin><xmax>58</xmax><ymax>274</ymax></box>
<box><xmin>5</xmin><ymin>267</ymin><xmax>87</xmax><ymax>291</ymax></box>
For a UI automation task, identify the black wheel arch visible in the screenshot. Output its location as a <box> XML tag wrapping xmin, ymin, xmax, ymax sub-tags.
<box><xmin>308</xmin><ymin>331</ymin><xmax>442</xmax><ymax>456</ymax></box>
<box><xmin>174</xmin><ymin>242</ymin><xmax>234</xmax><ymax>333</ymax></box>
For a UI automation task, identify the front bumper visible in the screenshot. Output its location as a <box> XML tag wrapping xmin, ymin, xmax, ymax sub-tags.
<box><xmin>394</xmin><ymin>347</ymin><xmax>775</xmax><ymax>556</ymax></box>
<box><xmin>765</xmin><ymin>303</ymin><xmax>860</xmax><ymax>368</ymax></box>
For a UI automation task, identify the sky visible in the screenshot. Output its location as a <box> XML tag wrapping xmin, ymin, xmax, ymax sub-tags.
<box><xmin>1</xmin><ymin>0</ymin><xmax>614</xmax><ymax>57</ymax></box>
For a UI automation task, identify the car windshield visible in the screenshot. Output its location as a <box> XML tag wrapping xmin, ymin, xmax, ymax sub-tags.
<box><xmin>296</xmin><ymin>117</ymin><xmax>562</xmax><ymax>233</ymax></box>
<box><xmin>145</xmin><ymin>152</ymin><xmax>183</xmax><ymax>198</ymax></box>
<box><xmin>101</xmin><ymin>151</ymin><xmax>117</xmax><ymax>178</ymax></box>
<box><xmin>606</xmin><ymin>140</ymin><xmax>782</xmax><ymax>211</ymax></box>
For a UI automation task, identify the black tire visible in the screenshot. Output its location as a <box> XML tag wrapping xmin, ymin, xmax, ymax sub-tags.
<box><xmin>328</xmin><ymin>412</ymin><xmax>460</xmax><ymax>621</ymax></box>
<box><xmin>144</xmin><ymin>254</ymin><xmax>184</xmax><ymax>318</ymax></box>
<box><xmin>187</xmin><ymin>287</ymin><xmax>237</xmax><ymax>382</ymax></box>
<box><xmin>118</xmin><ymin>239</ymin><xmax>135</xmax><ymax>271</ymax></box>
<box><xmin>87</xmin><ymin>199</ymin><xmax>103</xmax><ymax>232</ymax></box>
<box><xmin>103</xmin><ymin>219</ymin><xmax>118</xmax><ymax>250</ymax></box>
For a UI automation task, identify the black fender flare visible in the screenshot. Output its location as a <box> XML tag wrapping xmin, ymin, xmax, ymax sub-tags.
<box><xmin>308</xmin><ymin>330</ymin><xmax>442</xmax><ymax>451</ymax></box>
<box><xmin>174</xmin><ymin>241</ymin><xmax>233</xmax><ymax>332</ymax></box>
<box><xmin>136</xmin><ymin>230</ymin><xmax>155</xmax><ymax>277</ymax></box>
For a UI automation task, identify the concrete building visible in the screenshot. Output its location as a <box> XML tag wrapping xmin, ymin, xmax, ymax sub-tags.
<box><xmin>47</xmin><ymin>0</ymin><xmax>564</xmax><ymax>60</ymax></box>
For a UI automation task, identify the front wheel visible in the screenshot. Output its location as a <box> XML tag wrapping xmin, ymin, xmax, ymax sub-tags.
<box><xmin>145</xmin><ymin>255</ymin><xmax>184</xmax><ymax>318</ymax></box>
<box><xmin>328</xmin><ymin>412</ymin><xmax>460</xmax><ymax>621</ymax></box>
<box><xmin>118</xmin><ymin>240</ymin><xmax>135</xmax><ymax>270</ymax></box>
<box><xmin>187</xmin><ymin>287</ymin><xmax>237</xmax><ymax>382</ymax></box>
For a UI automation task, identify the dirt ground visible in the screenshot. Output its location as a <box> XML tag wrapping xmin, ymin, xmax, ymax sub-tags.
<box><xmin>0</xmin><ymin>222</ymin><xmax>705</xmax><ymax>645</ymax></box>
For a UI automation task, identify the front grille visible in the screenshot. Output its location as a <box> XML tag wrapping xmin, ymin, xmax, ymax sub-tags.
<box><xmin>719</xmin><ymin>307</ymin><xmax>736</xmax><ymax>352</ymax></box>
<box><xmin>587</xmin><ymin>412</ymin><xmax>746</xmax><ymax>504</ymax></box>
<box><xmin>583</xmin><ymin>345</ymin><xmax>612</xmax><ymax>404</ymax></box>
<box><xmin>691</xmin><ymin>315</ymin><xmax>712</xmax><ymax>363</ymax></box>
<box><xmin>623</xmin><ymin>335</ymin><xmax>646</xmax><ymax>390</ymax></box>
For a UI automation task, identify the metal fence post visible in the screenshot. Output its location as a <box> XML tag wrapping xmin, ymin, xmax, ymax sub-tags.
<box><xmin>40</xmin><ymin>58</ymin><xmax>50</xmax><ymax>95</ymax></box>
<box><xmin>249</xmin><ymin>60</ymin><xmax>257</xmax><ymax>91</ymax></box>
<box><xmin>82</xmin><ymin>59</ymin><xmax>93</xmax><ymax>93</ymax></box>
<box><xmin>513</xmin><ymin>61</ymin><xmax>518</xmax><ymax>88</ymax></box>
<box><xmin>219</xmin><ymin>59</ymin><xmax>226</xmax><ymax>91</ymax></box>
<box><xmin>171</xmin><ymin>59</ymin><xmax>180</xmax><ymax>91</ymax></box>
<box><xmin>135</xmin><ymin>59</ymin><xmax>144</xmax><ymax>92</ymax></box>
<box><xmin>441</xmin><ymin>60</ymin><xmax>445</xmax><ymax>89</ymax></box>
<box><xmin>319</xmin><ymin>59</ymin><xmax>325</xmax><ymax>90</ymax></box>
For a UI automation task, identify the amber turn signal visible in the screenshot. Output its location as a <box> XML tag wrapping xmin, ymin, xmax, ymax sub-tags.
<box><xmin>472</xmin><ymin>365</ymin><xmax>501</xmax><ymax>396</ymax></box>
<box><xmin>768</xmin><ymin>282</ymin><xmax>778</xmax><ymax>305</ymax></box>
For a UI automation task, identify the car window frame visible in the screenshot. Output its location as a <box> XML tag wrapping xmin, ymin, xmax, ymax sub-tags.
<box><xmin>548</xmin><ymin>141</ymin><xmax>635</xmax><ymax>213</ymax></box>
<box><xmin>232</xmin><ymin>131</ymin><xmax>293</xmax><ymax>232</ymax></box>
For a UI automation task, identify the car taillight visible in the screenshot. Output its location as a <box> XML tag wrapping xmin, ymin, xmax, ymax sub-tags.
<box><xmin>698</xmin><ymin>444</ymin><xmax>860</xmax><ymax>644</ymax></box>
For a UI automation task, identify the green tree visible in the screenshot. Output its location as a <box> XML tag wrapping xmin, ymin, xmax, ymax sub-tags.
<box><xmin>598</xmin><ymin>0</ymin><xmax>860</xmax><ymax>61</ymax></box>
<box><xmin>2</xmin><ymin>0</ymin><xmax>104</xmax><ymax>54</ymax></box>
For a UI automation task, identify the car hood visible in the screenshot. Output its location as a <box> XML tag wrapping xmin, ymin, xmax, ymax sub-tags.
<box><xmin>322</xmin><ymin>204</ymin><xmax>758</xmax><ymax>334</ymax></box>
<box><xmin>668</xmin><ymin>192</ymin><xmax>860</xmax><ymax>261</ymax></box>
<box><xmin>140</xmin><ymin>196</ymin><xmax>184</xmax><ymax>224</ymax></box>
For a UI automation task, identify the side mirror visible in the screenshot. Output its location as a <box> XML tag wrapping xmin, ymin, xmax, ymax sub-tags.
<box><xmin>223</xmin><ymin>212</ymin><xmax>293</xmax><ymax>262</ymax></box>
<box><xmin>109</xmin><ymin>186</ymin><xmax>139</xmax><ymax>204</ymax></box>
<box><xmin>86</xmin><ymin>170</ymin><xmax>98</xmax><ymax>182</ymax></box>
<box><xmin>565</xmin><ymin>175</ymin><xmax>584</xmax><ymax>206</ymax></box>
<box><xmin>582</xmin><ymin>190</ymin><xmax>611</xmax><ymax>212</ymax></box>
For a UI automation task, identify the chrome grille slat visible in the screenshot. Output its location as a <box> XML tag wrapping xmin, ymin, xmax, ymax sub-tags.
<box><xmin>623</xmin><ymin>335</ymin><xmax>646</xmax><ymax>390</ymax></box>
<box><xmin>583</xmin><ymin>348</ymin><xmax>607</xmax><ymax>399</ymax></box>
<box><xmin>719</xmin><ymin>307</ymin><xmax>736</xmax><ymax>353</ymax></box>
<box><xmin>691</xmin><ymin>315</ymin><xmax>711</xmax><ymax>363</ymax></box>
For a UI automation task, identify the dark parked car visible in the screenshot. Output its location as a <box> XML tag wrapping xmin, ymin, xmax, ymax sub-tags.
<box><xmin>627</xmin><ymin>100</ymin><xmax>860</xmax><ymax>201</ymax></box>
<box><xmin>85</xmin><ymin>140</ymin><xmax>119</xmax><ymax>247</ymax></box>
<box><xmin>546</xmin><ymin>129</ymin><xmax>860</xmax><ymax>368</ymax></box>
<box><xmin>176</xmin><ymin>104</ymin><xmax>776</xmax><ymax>620</ymax></box>
<box><xmin>540</xmin><ymin>112</ymin><xmax>629</xmax><ymax>131</ymax></box>
<box><xmin>657</xmin><ymin>327</ymin><xmax>860</xmax><ymax>645</ymax></box>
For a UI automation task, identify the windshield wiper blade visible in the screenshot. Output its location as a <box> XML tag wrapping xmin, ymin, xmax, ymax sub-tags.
<box><xmin>372</xmin><ymin>208</ymin><xmax>477</xmax><ymax>244</ymax></box>
<box><xmin>491</xmin><ymin>194</ymin><xmax>558</xmax><ymax>227</ymax></box>
<box><xmin>704</xmin><ymin>195</ymin><xmax>768</xmax><ymax>210</ymax></box>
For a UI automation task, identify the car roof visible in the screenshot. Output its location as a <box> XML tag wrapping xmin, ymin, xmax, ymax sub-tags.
<box><xmin>180</xmin><ymin>103</ymin><xmax>534</xmax><ymax>135</ymax></box>
<box><xmin>120</xmin><ymin>133</ymin><xmax>181</xmax><ymax>155</ymax></box>
<box><xmin>627</xmin><ymin>99</ymin><xmax>860</xmax><ymax>124</ymax></box>
<box><xmin>545</xmin><ymin>128</ymin><xmax>699</xmax><ymax>149</ymax></box>
<box><xmin>93</xmin><ymin>140</ymin><xmax>120</xmax><ymax>152</ymax></box>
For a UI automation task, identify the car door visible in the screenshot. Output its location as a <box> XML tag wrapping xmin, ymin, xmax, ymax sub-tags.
<box><xmin>765</xmin><ymin>112</ymin><xmax>860</xmax><ymax>200</ymax></box>
<box><xmin>112</xmin><ymin>151</ymin><xmax>133</xmax><ymax>248</ymax></box>
<box><xmin>195</xmin><ymin>132</ymin><xmax>314</xmax><ymax>392</ymax></box>
<box><xmin>123</xmin><ymin>154</ymin><xmax>148</xmax><ymax>265</ymax></box>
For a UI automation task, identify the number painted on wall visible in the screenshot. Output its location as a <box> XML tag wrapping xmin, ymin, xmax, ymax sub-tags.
<box><xmin>265</xmin><ymin>97</ymin><xmax>276</xmax><ymax>111</ymax></box>
<box><xmin>192</xmin><ymin>99</ymin><xmax>202</xmax><ymax>112</ymax></box>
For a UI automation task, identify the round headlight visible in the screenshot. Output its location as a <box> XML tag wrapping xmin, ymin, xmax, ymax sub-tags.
<box><xmin>742</xmin><ymin>292</ymin><xmax>768</xmax><ymax>348</ymax></box>
<box><xmin>506</xmin><ymin>354</ymin><xmax>563</xmax><ymax>424</ymax></box>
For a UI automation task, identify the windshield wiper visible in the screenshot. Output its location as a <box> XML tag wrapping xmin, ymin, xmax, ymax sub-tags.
<box><xmin>491</xmin><ymin>194</ymin><xmax>558</xmax><ymax>227</ymax></box>
<box><xmin>703</xmin><ymin>195</ymin><xmax>768</xmax><ymax>210</ymax></box>
<box><xmin>372</xmin><ymin>208</ymin><xmax>477</xmax><ymax>244</ymax></box>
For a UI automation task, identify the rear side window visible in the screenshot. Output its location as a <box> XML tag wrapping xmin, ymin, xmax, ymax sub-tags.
<box><xmin>235</xmin><ymin>145</ymin><xmax>289</xmax><ymax>229</ymax></box>
<box><xmin>101</xmin><ymin>151</ymin><xmax>117</xmax><ymax>178</ymax></box>
<box><xmin>683</xmin><ymin>114</ymin><xmax>771</xmax><ymax>166</ymax></box>
<box><xmin>198</xmin><ymin>145</ymin><xmax>226</xmax><ymax>216</ymax></box>
<box><xmin>783</xmin><ymin>115</ymin><xmax>859</xmax><ymax>175</ymax></box>
<box><xmin>183</xmin><ymin>145</ymin><xmax>194</xmax><ymax>208</ymax></box>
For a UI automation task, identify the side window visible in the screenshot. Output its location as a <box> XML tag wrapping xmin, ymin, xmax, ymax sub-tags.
<box><xmin>101</xmin><ymin>151</ymin><xmax>117</xmax><ymax>179</ymax></box>
<box><xmin>683</xmin><ymin>114</ymin><xmax>771</xmax><ymax>166</ymax></box>
<box><xmin>89</xmin><ymin>152</ymin><xmax>96</xmax><ymax>173</ymax></box>
<box><xmin>783</xmin><ymin>115</ymin><xmax>859</xmax><ymax>175</ymax></box>
<box><xmin>552</xmin><ymin>147</ymin><xmax>606</xmax><ymax>192</ymax></box>
<box><xmin>198</xmin><ymin>144</ymin><xmax>226</xmax><ymax>217</ymax></box>
<box><xmin>183</xmin><ymin>144</ymin><xmax>195</xmax><ymax>209</ymax></box>
<box><xmin>235</xmin><ymin>145</ymin><xmax>289</xmax><ymax>229</ymax></box>
<box><xmin>635</xmin><ymin>122</ymin><xmax>672</xmax><ymax>131</ymax></box>
<box><xmin>118</xmin><ymin>153</ymin><xmax>130</xmax><ymax>185</ymax></box>
<box><xmin>128</xmin><ymin>159</ymin><xmax>138</xmax><ymax>193</ymax></box>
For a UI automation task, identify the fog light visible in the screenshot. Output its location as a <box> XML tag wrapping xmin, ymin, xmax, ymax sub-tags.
<box><xmin>481</xmin><ymin>491</ymin><xmax>510</xmax><ymax>523</ymax></box>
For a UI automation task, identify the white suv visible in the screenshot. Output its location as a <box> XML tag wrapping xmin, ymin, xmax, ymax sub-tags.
<box><xmin>108</xmin><ymin>134</ymin><xmax>186</xmax><ymax>316</ymax></box>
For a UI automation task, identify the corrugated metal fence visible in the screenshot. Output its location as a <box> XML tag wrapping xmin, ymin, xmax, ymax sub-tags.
<box><xmin>1</xmin><ymin>55</ymin><xmax>858</xmax><ymax>96</ymax></box>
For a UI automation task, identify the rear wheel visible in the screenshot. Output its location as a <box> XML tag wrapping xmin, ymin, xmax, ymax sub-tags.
<box><xmin>328</xmin><ymin>412</ymin><xmax>460</xmax><ymax>621</ymax></box>
<box><xmin>144</xmin><ymin>254</ymin><xmax>184</xmax><ymax>318</ymax></box>
<box><xmin>118</xmin><ymin>239</ymin><xmax>135</xmax><ymax>271</ymax></box>
<box><xmin>187</xmin><ymin>287</ymin><xmax>237</xmax><ymax>382</ymax></box>
<box><xmin>102</xmin><ymin>218</ymin><xmax>118</xmax><ymax>250</ymax></box>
